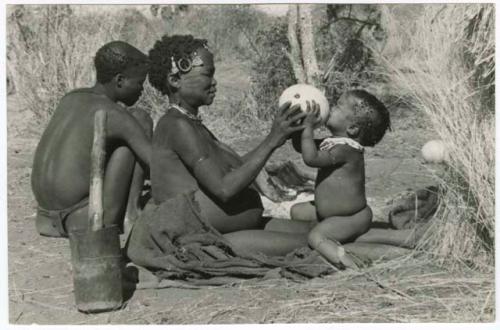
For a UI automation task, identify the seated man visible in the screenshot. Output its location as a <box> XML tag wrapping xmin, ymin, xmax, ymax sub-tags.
<box><xmin>31</xmin><ymin>41</ymin><xmax>152</xmax><ymax>237</ymax></box>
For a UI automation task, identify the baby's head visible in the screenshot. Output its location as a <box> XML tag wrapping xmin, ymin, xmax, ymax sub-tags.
<box><xmin>326</xmin><ymin>90</ymin><xmax>391</xmax><ymax>147</ymax></box>
<box><xmin>94</xmin><ymin>41</ymin><xmax>149</xmax><ymax>105</ymax></box>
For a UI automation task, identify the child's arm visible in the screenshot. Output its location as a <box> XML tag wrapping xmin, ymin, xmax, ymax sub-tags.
<box><xmin>301</xmin><ymin>103</ymin><xmax>349</xmax><ymax>168</ymax></box>
<box><xmin>290</xmin><ymin>130</ymin><xmax>322</xmax><ymax>153</ymax></box>
<box><xmin>301</xmin><ymin>127</ymin><xmax>336</xmax><ymax>168</ymax></box>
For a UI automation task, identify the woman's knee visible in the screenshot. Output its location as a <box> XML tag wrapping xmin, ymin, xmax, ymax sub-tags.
<box><xmin>130</xmin><ymin>107</ymin><xmax>153</xmax><ymax>138</ymax></box>
<box><xmin>290</xmin><ymin>204</ymin><xmax>300</xmax><ymax>219</ymax></box>
<box><xmin>290</xmin><ymin>202</ymin><xmax>316</xmax><ymax>221</ymax></box>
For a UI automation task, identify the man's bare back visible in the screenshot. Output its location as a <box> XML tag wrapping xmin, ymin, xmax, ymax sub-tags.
<box><xmin>31</xmin><ymin>41</ymin><xmax>152</xmax><ymax>237</ymax></box>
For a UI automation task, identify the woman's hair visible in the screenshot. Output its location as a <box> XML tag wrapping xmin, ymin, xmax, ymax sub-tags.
<box><xmin>345</xmin><ymin>89</ymin><xmax>391</xmax><ymax>147</ymax></box>
<box><xmin>148</xmin><ymin>34</ymin><xmax>208</xmax><ymax>95</ymax></box>
<box><xmin>94</xmin><ymin>41</ymin><xmax>148</xmax><ymax>84</ymax></box>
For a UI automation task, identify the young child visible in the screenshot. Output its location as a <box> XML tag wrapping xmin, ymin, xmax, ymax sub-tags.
<box><xmin>290</xmin><ymin>90</ymin><xmax>391</xmax><ymax>269</ymax></box>
<box><xmin>31</xmin><ymin>41</ymin><xmax>153</xmax><ymax>237</ymax></box>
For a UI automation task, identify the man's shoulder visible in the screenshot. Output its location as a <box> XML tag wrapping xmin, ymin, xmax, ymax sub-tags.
<box><xmin>62</xmin><ymin>88</ymin><xmax>116</xmax><ymax>108</ymax></box>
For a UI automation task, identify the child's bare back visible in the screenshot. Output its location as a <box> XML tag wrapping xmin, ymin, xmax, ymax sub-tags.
<box><xmin>314</xmin><ymin>143</ymin><xmax>366</xmax><ymax>218</ymax></box>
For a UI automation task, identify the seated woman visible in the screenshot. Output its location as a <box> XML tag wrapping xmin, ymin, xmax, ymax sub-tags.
<box><xmin>126</xmin><ymin>35</ymin><xmax>430</xmax><ymax>277</ymax></box>
<box><xmin>141</xmin><ymin>34</ymin><xmax>312</xmax><ymax>256</ymax></box>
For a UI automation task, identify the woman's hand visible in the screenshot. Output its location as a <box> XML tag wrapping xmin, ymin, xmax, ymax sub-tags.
<box><xmin>267</xmin><ymin>102</ymin><xmax>307</xmax><ymax>148</ymax></box>
<box><xmin>303</xmin><ymin>100</ymin><xmax>322</xmax><ymax>128</ymax></box>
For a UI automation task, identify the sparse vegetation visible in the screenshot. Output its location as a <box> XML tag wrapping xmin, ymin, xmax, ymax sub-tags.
<box><xmin>6</xmin><ymin>3</ymin><xmax>495</xmax><ymax>324</ymax></box>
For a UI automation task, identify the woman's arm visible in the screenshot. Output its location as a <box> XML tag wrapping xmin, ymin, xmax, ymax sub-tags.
<box><xmin>172</xmin><ymin>103</ymin><xmax>306</xmax><ymax>202</ymax></box>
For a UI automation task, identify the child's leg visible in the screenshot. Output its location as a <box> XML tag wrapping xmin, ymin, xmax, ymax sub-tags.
<box><xmin>308</xmin><ymin>206</ymin><xmax>372</xmax><ymax>269</ymax></box>
<box><xmin>290</xmin><ymin>201</ymin><xmax>318</xmax><ymax>221</ymax></box>
<box><xmin>223</xmin><ymin>230</ymin><xmax>308</xmax><ymax>256</ymax></box>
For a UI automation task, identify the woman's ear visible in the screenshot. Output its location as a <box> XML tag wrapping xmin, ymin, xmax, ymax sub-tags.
<box><xmin>346</xmin><ymin>124</ymin><xmax>360</xmax><ymax>138</ymax></box>
<box><xmin>167</xmin><ymin>74</ymin><xmax>180</xmax><ymax>89</ymax></box>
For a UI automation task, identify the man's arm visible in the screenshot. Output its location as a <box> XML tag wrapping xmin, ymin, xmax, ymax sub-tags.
<box><xmin>106</xmin><ymin>107</ymin><xmax>152</xmax><ymax>171</ymax></box>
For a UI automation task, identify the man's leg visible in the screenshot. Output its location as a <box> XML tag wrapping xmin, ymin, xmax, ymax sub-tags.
<box><xmin>63</xmin><ymin>148</ymin><xmax>135</xmax><ymax>233</ymax></box>
<box><xmin>65</xmin><ymin>109</ymin><xmax>152</xmax><ymax>233</ymax></box>
<box><xmin>123</xmin><ymin>109</ymin><xmax>153</xmax><ymax>232</ymax></box>
<box><xmin>123</xmin><ymin>163</ymin><xmax>147</xmax><ymax>233</ymax></box>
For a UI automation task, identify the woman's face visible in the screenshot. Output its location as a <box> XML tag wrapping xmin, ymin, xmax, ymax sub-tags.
<box><xmin>177</xmin><ymin>48</ymin><xmax>217</xmax><ymax>109</ymax></box>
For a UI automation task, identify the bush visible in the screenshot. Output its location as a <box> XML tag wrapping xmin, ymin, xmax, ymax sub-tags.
<box><xmin>249</xmin><ymin>18</ymin><xmax>295</xmax><ymax>120</ymax></box>
<box><xmin>8</xmin><ymin>5</ymin><xmax>132</xmax><ymax>124</ymax></box>
<box><xmin>154</xmin><ymin>5</ymin><xmax>268</xmax><ymax>62</ymax></box>
<box><xmin>379</xmin><ymin>4</ymin><xmax>494</xmax><ymax>269</ymax></box>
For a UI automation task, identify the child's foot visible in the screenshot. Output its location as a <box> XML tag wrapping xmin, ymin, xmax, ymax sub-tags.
<box><xmin>313</xmin><ymin>238</ymin><xmax>361</xmax><ymax>271</ymax></box>
<box><xmin>336</xmin><ymin>246</ymin><xmax>360</xmax><ymax>270</ymax></box>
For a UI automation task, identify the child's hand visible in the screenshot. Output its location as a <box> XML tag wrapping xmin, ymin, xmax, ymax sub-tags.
<box><xmin>303</xmin><ymin>100</ymin><xmax>322</xmax><ymax>128</ymax></box>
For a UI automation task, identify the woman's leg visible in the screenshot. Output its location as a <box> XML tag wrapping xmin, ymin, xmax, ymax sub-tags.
<box><xmin>223</xmin><ymin>230</ymin><xmax>308</xmax><ymax>256</ymax></box>
<box><xmin>354</xmin><ymin>222</ymin><xmax>431</xmax><ymax>248</ymax></box>
<box><xmin>264</xmin><ymin>217</ymin><xmax>315</xmax><ymax>234</ymax></box>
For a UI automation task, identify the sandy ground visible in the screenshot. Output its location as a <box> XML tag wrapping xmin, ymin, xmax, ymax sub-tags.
<box><xmin>8</xmin><ymin>89</ymin><xmax>477</xmax><ymax>325</ymax></box>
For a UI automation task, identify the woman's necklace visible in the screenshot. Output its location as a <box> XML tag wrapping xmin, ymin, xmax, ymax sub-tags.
<box><xmin>170</xmin><ymin>103</ymin><xmax>203</xmax><ymax>123</ymax></box>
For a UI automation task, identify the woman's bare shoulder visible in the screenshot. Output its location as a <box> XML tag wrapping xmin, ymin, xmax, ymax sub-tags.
<box><xmin>155</xmin><ymin>112</ymin><xmax>206</xmax><ymax>146</ymax></box>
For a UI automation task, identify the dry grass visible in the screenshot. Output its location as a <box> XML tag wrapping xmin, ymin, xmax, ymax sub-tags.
<box><xmin>377</xmin><ymin>4</ymin><xmax>495</xmax><ymax>270</ymax></box>
<box><xmin>7</xmin><ymin>6</ymin><xmax>126</xmax><ymax>124</ymax></box>
<box><xmin>129</xmin><ymin>256</ymin><xmax>494</xmax><ymax>323</ymax></box>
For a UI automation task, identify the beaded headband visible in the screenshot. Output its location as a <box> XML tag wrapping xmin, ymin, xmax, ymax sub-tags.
<box><xmin>170</xmin><ymin>44</ymin><xmax>209</xmax><ymax>74</ymax></box>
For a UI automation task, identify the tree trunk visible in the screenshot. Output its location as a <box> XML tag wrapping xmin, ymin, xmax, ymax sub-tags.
<box><xmin>298</xmin><ymin>4</ymin><xmax>320</xmax><ymax>86</ymax></box>
<box><xmin>286</xmin><ymin>4</ymin><xmax>306</xmax><ymax>84</ymax></box>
